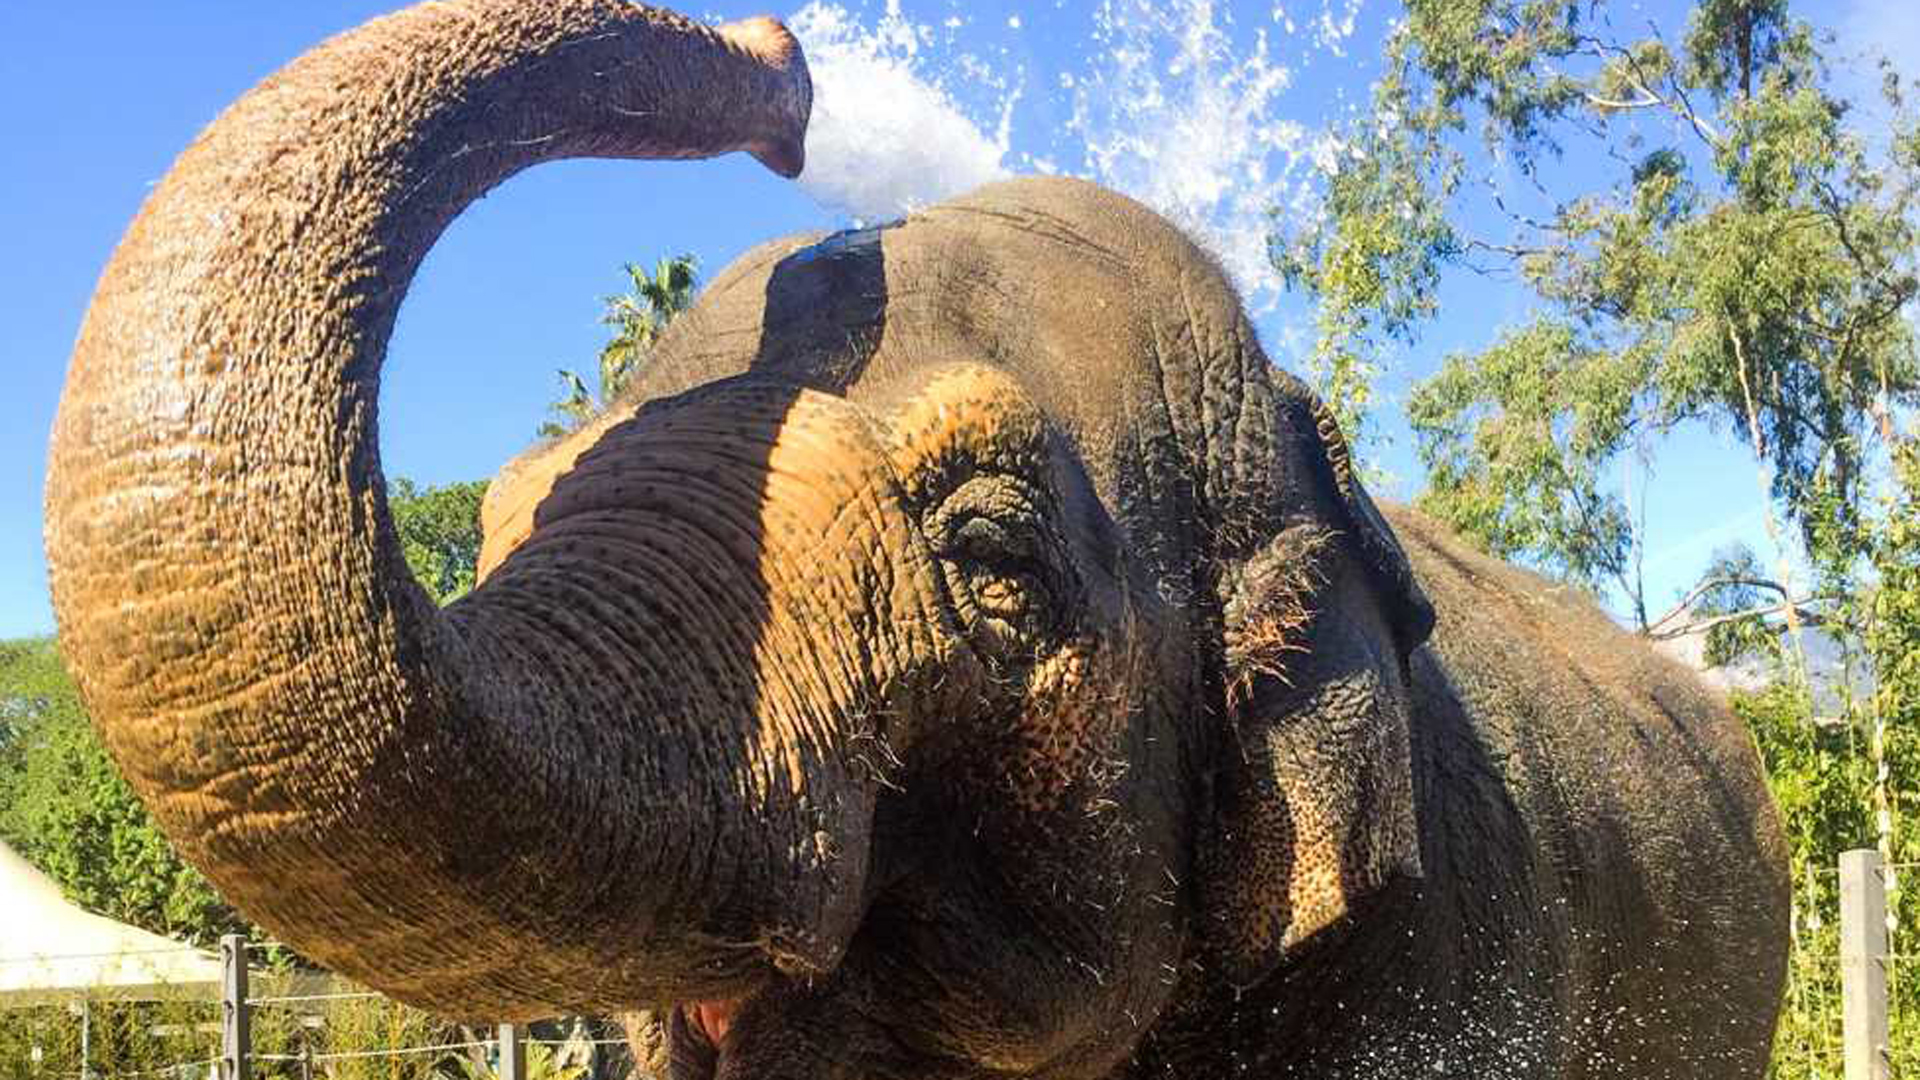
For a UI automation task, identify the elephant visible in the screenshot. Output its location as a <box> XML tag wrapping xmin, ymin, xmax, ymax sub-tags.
<box><xmin>44</xmin><ymin>1</ymin><xmax>1787</xmax><ymax>1078</ymax></box>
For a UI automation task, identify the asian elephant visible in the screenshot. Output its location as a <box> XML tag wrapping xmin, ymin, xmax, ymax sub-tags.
<box><xmin>44</xmin><ymin>1</ymin><xmax>1787</xmax><ymax>1078</ymax></box>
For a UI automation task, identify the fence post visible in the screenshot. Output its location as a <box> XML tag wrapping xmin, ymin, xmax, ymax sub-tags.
<box><xmin>498</xmin><ymin>1023</ymin><xmax>526</xmax><ymax>1080</ymax></box>
<box><xmin>1841</xmin><ymin>848</ymin><xmax>1891</xmax><ymax>1080</ymax></box>
<box><xmin>220</xmin><ymin>933</ymin><xmax>251</xmax><ymax>1080</ymax></box>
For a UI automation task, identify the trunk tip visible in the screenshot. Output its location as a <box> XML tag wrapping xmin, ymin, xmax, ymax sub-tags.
<box><xmin>750</xmin><ymin>135</ymin><xmax>807</xmax><ymax>179</ymax></box>
<box><xmin>719</xmin><ymin>15</ymin><xmax>811</xmax><ymax>179</ymax></box>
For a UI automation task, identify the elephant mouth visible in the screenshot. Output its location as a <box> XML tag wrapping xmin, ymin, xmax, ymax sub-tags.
<box><xmin>667</xmin><ymin>997</ymin><xmax>747</xmax><ymax>1080</ymax></box>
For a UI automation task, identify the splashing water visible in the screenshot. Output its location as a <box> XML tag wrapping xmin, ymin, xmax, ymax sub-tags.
<box><xmin>788</xmin><ymin>2</ymin><xmax>1015</xmax><ymax>222</ymax></box>
<box><xmin>1061</xmin><ymin>0</ymin><xmax>1314</xmax><ymax>297</ymax></box>
<box><xmin>787</xmin><ymin>0</ymin><xmax>1367</xmax><ymax>307</ymax></box>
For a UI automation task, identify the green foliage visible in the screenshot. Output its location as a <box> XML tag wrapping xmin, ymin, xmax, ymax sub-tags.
<box><xmin>0</xmin><ymin>987</ymin><xmax>628</xmax><ymax>1080</ymax></box>
<box><xmin>1271</xmin><ymin>103</ymin><xmax>1458</xmax><ymax>444</ymax></box>
<box><xmin>389</xmin><ymin>478</ymin><xmax>489</xmax><ymax>606</ymax></box>
<box><xmin>0</xmin><ymin>986</ymin><xmax>460</xmax><ymax>1080</ymax></box>
<box><xmin>311</xmin><ymin>995</ymin><xmax>461</xmax><ymax>1080</ymax></box>
<box><xmin>1863</xmin><ymin>438</ymin><xmax>1920</xmax><ymax>889</ymax></box>
<box><xmin>0</xmin><ymin>638</ymin><xmax>73</xmax><ymax>778</ymax></box>
<box><xmin>443</xmin><ymin>1035</ymin><xmax>590</xmax><ymax>1080</ymax></box>
<box><xmin>1698</xmin><ymin>429</ymin><xmax>1920</xmax><ymax>1076</ymax></box>
<box><xmin>1735</xmin><ymin>683</ymin><xmax>1855</xmax><ymax>1076</ymax></box>
<box><xmin>0</xmin><ymin>995</ymin><xmax>228</xmax><ymax>1080</ymax></box>
<box><xmin>1741</xmin><ymin>684</ymin><xmax>1876</xmax><ymax>888</ymax></box>
<box><xmin>1741</xmin><ymin>672</ymin><xmax>1920</xmax><ymax>1072</ymax></box>
<box><xmin>1407</xmin><ymin>318</ymin><xmax>1644</xmax><ymax>597</ymax></box>
<box><xmin>0</xmin><ymin>638</ymin><xmax>246</xmax><ymax>946</ymax></box>
<box><xmin>542</xmin><ymin>255</ymin><xmax>698</xmax><ymax>438</ymax></box>
<box><xmin>1277</xmin><ymin>0</ymin><xmax>1920</xmax><ymax>619</ymax></box>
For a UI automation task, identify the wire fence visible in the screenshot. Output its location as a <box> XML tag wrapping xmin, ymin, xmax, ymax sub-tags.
<box><xmin>0</xmin><ymin>941</ymin><xmax>634</xmax><ymax>1080</ymax></box>
<box><xmin>0</xmin><ymin>946</ymin><xmax>211</xmax><ymax>964</ymax></box>
<box><xmin>6</xmin><ymin>857</ymin><xmax>1911</xmax><ymax>1080</ymax></box>
<box><xmin>1768</xmin><ymin>850</ymin><xmax>1910</xmax><ymax>1079</ymax></box>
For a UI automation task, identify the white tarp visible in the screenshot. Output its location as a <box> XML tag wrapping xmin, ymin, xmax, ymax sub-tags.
<box><xmin>0</xmin><ymin>839</ymin><xmax>228</xmax><ymax>1005</ymax></box>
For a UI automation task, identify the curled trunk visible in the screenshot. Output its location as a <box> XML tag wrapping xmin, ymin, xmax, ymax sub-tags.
<box><xmin>46</xmin><ymin>0</ymin><xmax>924</xmax><ymax>1018</ymax></box>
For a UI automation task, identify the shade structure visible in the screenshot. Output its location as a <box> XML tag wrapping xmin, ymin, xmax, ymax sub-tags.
<box><xmin>0</xmin><ymin>840</ymin><xmax>311</xmax><ymax>1006</ymax></box>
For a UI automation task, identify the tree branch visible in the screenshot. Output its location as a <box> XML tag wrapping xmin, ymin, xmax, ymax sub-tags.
<box><xmin>1485</xmin><ymin>180</ymin><xmax>1570</xmax><ymax>235</ymax></box>
<box><xmin>1648</xmin><ymin>598</ymin><xmax>1837</xmax><ymax>641</ymax></box>
<box><xmin>1464</xmin><ymin>237</ymin><xmax>1550</xmax><ymax>259</ymax></box>
<box><xmin>1575</xmin><ymin>31</ymin><xmax>1724</xmax><ymax>150</ymax></box>
<box><xmin>1646</xmin><ymin>574</ymin><xmax>1792</xmax><ymax>634</ymax></box>
<box><xmin>1582</xmin><ymin>90</ymin><xmax>1662</xmax><ymax>111</ymax></box>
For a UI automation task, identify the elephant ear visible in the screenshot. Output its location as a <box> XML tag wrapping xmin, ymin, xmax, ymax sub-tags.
<box><xmin>1198</xmin><ymin>377</ymin><xmax>1434</xmax><ymax>989</ymax></box>
<box><xmin>1297</xmin><ymin>392</ymin><xmax>1435</xmax><ymax>652</ymax></box>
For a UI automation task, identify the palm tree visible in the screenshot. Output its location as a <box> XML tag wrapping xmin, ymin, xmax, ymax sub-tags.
<box><xmin>541</xmin><ymin>254</ymin><xmax>698</xmax><ymax>437</ymax></box>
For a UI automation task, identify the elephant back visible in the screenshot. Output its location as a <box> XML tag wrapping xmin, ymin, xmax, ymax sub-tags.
<box><xmin>1383</xmin><ymin>504</ymin><xmax>1789</xmax><ymax>1079</ymax></box>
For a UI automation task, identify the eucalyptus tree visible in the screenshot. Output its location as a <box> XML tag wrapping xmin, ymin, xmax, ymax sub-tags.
<box><xmin>1275</xmin><ymin>0</ymin><xmax>1920</xmax><ymax>627</ymax></box>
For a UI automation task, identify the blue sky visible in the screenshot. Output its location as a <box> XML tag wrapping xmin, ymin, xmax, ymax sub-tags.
<box><xmin>2</xmin><ymin>0</ymin><xmax>1914</xmax><ymax>640</ymax></box>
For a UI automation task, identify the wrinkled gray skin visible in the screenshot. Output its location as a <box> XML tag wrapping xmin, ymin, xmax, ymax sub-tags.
<box><xmin>46</xmin><ymin>2</ymin><xmax>1786</xmax><ymax>1078</ymax></box>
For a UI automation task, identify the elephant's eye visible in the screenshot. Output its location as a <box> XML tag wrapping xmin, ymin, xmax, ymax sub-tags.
<box><xmin>948</xmin><ymin>516</ymin><xmax>1038</xmax><ymax>570</ymax></box>
<box><xmin>927</xmin><ymin>475</ymin><xmax>1071</xmax><ymax>661</ymax></box>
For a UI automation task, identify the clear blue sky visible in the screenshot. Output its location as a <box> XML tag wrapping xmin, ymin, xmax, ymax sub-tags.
<box><xmin>2</xmin><ymin>0</ymin><xmax>1913</xmax><ymax>640</ymax></box>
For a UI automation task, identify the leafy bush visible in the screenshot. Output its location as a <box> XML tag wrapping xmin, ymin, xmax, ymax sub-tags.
<box><xmin>0</xmin><ymin>984</ymin><xmax>462</xmax><ymax>1080</ymax></box>
<box><xmin>389</xmin><ymin>478</ymin><xmax>489</xmax><ymax>607</ymax></box>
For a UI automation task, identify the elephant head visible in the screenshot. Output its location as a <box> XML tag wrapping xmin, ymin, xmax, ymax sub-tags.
<box><xmin>46</xmin><ymin>3</ymin><xmax>1433</xmax><ymax>1077</ymax></box>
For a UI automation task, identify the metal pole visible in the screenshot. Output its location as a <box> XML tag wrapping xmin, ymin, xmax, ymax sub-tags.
<box><xmin>78</xmin><ymin>1000</ymin><xmax>89</xmax><ymax>1080</ymax></box>
<box><xmin>220</xmin><ymin>934</ymin><xmax>251</xmax><ymax>1080</ymax></box>
<box><xmin>1840</xmin><ymin>848</ymin><xmax>1891</xmax><ymax>1080</ymax></box>
<box><xmin>498</xmin><ymin>1023</ymin><xmax>526</xmax><ymax>1080</ymax></box>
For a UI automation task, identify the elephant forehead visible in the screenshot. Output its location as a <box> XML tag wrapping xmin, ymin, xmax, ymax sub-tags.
<box><xmin>529</xmin><ymin>176</ymin><xmax>1279</xmax><ymax>597</ymax></box>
